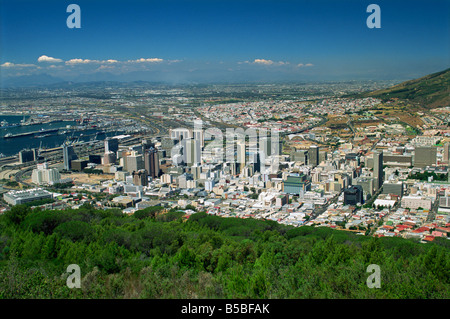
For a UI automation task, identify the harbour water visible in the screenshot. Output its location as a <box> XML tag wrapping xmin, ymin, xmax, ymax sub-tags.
<box><xmin>0</xmin><ymin>115</ymin><xmax>123</xmax><ymax>157</ymax></box>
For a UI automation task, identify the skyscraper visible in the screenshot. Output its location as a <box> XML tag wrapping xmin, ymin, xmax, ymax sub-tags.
<box><xmin>126</xmin><ymin>151</ymin><xmax>144</xmax><ymax>173</ymax></box>
<box><xmin>309</xmin><ymin>145</ymin><xmax>319</xmax><ymax>167</ymax></box>
<box><xmin>63</xmin><ymin>144</ymin><xmax>77</xmax><ymax>171</ymax></box>
<box><xmin>142</xmin><ymin>139</ymin><xmax>155</xmax><ymax>154</ymax></box>
<box><xmin>373</xmin><ymin>151</ymin><xmax>383</xmax><ymax>190</ymax></box>
<box><xmin>237</xmin><ymin>141</ymin><xmax>246</xmax><ymax>166</ymax></box>
<box><xmin>144</xmin><ymin>147</ymin><xmax>160</xmax><ymax>178</ymax></box>
<box><xmin>183</xmin><ymin>138</ymin><xmax>201</xmax><ymax>166</ymax></box>
<box><xmin>414</xmin><ymin>146</ymin><xmax>437</xmax><ymax>168</ymax></box>
<box><xmin>132</xmin><ymin>169</ymin><xmax>148</xmax><ymax>186</ymax></box>
<box><xmin>344</xmin><ymin>185</ymin><xmax>363</xmax><ymax>206</ymax></box>
<box><xmin>105</xmin><ymin>137</ymin><xmax>119</xmax><ymax>154</ymax></box>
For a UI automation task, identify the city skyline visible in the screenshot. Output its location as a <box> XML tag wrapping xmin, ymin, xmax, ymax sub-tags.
<box><xmin>1</xmin><ymin>0</ymin><xmax>449</xmax><ymax>84</ymax></box>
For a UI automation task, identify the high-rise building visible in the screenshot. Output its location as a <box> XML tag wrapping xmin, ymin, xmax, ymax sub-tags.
<box><xmin>19</xmin><ymin>149</ymin><xmax>37</xmax><ymax>164</ymax></box>
<box><xmin>309</xmin><ymin>145</ymin><xmax>319</xmax><ymax>167</ymax></box>
<box><xmin>142</xmin><ymin>139</ymin><xmax>155</xmax><ymax>153</ymax></box>
<box><xmin>443</xmin><ymin>143</ymin><xmax>450</xmax><ymax>163</ymax></box>
<box><xmin>382</xmin><ymin>181</ymin><xmax>404</xmax><ymax>197</ymax></box>
<box><xmin>260</xmin><ymin>136</ymin><xmax>281</xmax><ymax>160</ymax></box>
<box><xmin>355</xmin><ymin>177</ymin><xmax>374</xmax><ymax>201</ymax></box>
<box><xmin>373</xmin><ymin>151</ymin><xmax>383</xmax><ymax>190</ymax></box>
<box><xmin>31</xmin><ymin>163</ymin><xmax>61</xmax><ymax>185</ymax></box>
<box><xmin>237</xmin><ymin>141</ymin><xmax>246</xmax><ymax>166</ymax></box>
<box><xmin>144</xmin><ymin>147</ymin><xmax>160</xmax><ymax>178</ymax></box>
<box><xmin>63</xmin><ymin>145</ymin><xmax>77</xmax><ymax>171</ymax></box>
<box><xmin>192</xmin><ymin>129</ymin><xmax>204</xmax><ymax>147</ymax></box>
<box><xmin>191</xmin><ymin>164</ymin><xmax>201</xmax><ymax>180</ymax></box>
<box><xmin>132</xmin><ymin>169</ymin><xmax>148</xmax><ymax>186</ymax></box>
<box><xmin>283</xmin><ymin>173</ymin><xmax>311</xmax><ymax>195</ymax></box>
<box><xmin>103</xmin><ymin>151</ymin><xmax>116</xmax><ymax>165</ymax></box>
<box><xmin>88</xmin><ymin>154</ymin><xmax>102</xmax><ymax>164</ymax></box>
<box><xmin>343</xmin><ymin>185</ymin><xmax>363</xmax><ymax>206</ymax></box>
<box><xmin>249</xmin><ymin>151</ymin><xmax>261</xmax><ymax>173</ymax></box>
<box><xmin>414</xmin><ymin>146</ymin><xmax>437</xmax><ymax>168</ymax></box>
<box><xmin>104</xmin><ymin>138</ymin><xmax>119</xmax><ymax>154</ymax></box>
<box><xmin>126</xmin><ymin>151</ymin><xmax>144</xmax><ymax>173</ymax></box>
<box><xmin>183</xmin><ymin>138</ymin><xmax>201</xmax><ymax>166</ymax></box>
<box><xmin>70</xmin><ymin>159</ymin><xmax>88</xmax><ymax>172</ymax></box>
<box><xmin>291</xmin><ymin>149</ymin><xmax>308</xmax><ymax>164</ymax></box>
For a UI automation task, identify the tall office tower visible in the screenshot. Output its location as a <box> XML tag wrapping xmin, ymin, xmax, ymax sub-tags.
<box><xmin>142</xmin><ymin>139</ymin><xmax>155</xmax><ymax>153</ymax></box>
<box><xmin>19</xmin><ymin>149</ymin><xmax>36</xmax><ymax>164</ymax></box>
<box><xmin>183</xmin><ymin>138</ymin><xmax>201</xmax><ymax>166</ymax></box>
<box><xmin>355</xmin><ymin>177</ymin><xmax>374</xmax><ymax>200</ymax></box>
<box><xmin>144</xmin><ymin>147</ymin><xmax>160</xmax><ymax>178</ymax></box>
<box><xmin>373</xmin><ymin>151</ymin><xmax>384</xmax><ymax>190</ymax></box>
<box><xmin>414</xmin><ymin>146</ymin><xmax>437</xmax><ymax>168</ymax></box>
<box><xmin>103</xmin><ymin>151</ymin><xmax>116</xmax><ymax>165</ymax></box>
<box><xmin>271</xmin><ymin>137</ymin><xmax>282</xmax><ymax>157</ymax></box>
<box><xmin>192</xmin><ymin>128</ymin><xmax>205</xmax><ymax>147</ymax></box>
<box><xmin>126</xmin><ymin>151</ymin><xmax>144</xmax><ymax>173</ymax></box>
<box><xmin>230</xmin><ymin>162</ymin><xmax>240</xmax><ymax>176</ymax></box>
<box><xmin>260</xmin><ymin>136</ymin><xmax>281</xmax><ymax>160</ymax></box>
<box><xmin>249</xmin><ymin>151</ymin><xmax>261</xmax><ymax>173</ymax></box>
<box><xmin>237</xmin><ymin>141</ymin><xmax>246</xmax><ymax>166</ymax></box>
<box><xmin>343</xmin><ymin>185</ymin><xmax>363</xmax><ymax>206</ymax></box>
<box><xmin>63</xmin><ymin>144</ymin><xmax>77</xmax><ymax>171</ymax></box>
<box><xmin>443</xmin><ymin>143</ymin><xmax>450</xmax><ymax>163</ymax></box>
<box><xmin>191</xmin><ymin>164</ymin><xmax>201</xmax><ymax>180</ymax></box>
<box><xmin>291</xmin><ymin>149</ymin><xmax>308</xmax><ymax>164</ymax></box>
<box><xmin>309</xmin><ymin>145</ymin><xmax>319</xmax><ymax>167</ymax></box>
<box><xmin>104</xmin><ymin>137</ymin><xmax>119</xmax><ymax>154</ymax></box>
<box><xmin>132</xmin><ymin>169</ymin><xmax>148</xmax><ymax>186</ymax></box>
<box><xmin>259</xmin><ymin>137</ymin><xmax>271</xmax><ymax>160</ymax></box>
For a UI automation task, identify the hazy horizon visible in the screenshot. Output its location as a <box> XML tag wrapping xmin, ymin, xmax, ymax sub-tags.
<box><xmin>1</xmin><ymin>0</ymin><xmax>449</xmax><ymax>85</ymax></box>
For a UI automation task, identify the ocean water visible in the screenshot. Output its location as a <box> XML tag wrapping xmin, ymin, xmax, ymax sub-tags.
<box><xmin>0</xmin><ymin>116</ymin><xmax>121</xmax><ymax>157</ymax></box>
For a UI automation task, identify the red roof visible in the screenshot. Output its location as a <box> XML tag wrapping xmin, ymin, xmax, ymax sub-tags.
<box><xmin>424</xmin><ymin>235</ymin><xmax>435</xmax><ymax>242</ymax></box>
<box><xmin>413</xmin><ymin>226</ymin><xmax>430</xmax><ymax>233</ymax></box>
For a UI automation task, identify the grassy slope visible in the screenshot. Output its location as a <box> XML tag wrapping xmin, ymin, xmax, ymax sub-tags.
<box><xmin>364</xmin><ymin>68</ymin><xmax>450</xmax><ymax>108</ymax></box>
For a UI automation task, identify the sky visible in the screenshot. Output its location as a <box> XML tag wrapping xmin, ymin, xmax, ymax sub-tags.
<box><xmin>0</xmin><ymin>0</ymin><xmax>449</xmax><ymax>84</ymax></box>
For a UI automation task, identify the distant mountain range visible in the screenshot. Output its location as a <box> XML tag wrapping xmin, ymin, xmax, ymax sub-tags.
<box><xmin>1</xmin><ymin>69</ymin><xmax>449</xmax><ymax>109</ymax></box>
<box><xmin>362</xmin><ymin>68</ymin><xmax>450</xmax><ymax>107</ymax></box>
<box><xmin>0</xmin><ymin>73</ymin><xmax>65</xmax><ymax>88</ymax></box>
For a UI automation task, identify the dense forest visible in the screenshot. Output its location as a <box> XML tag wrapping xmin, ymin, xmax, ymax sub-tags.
<box><xmin>0</xmin><ymin>204</ymin><xmax>448</xmax><ymax>299</ymax></box>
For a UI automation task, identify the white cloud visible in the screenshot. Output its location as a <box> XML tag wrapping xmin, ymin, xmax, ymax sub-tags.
<box><xmin>248</xmin><ymin>59</ymin><xmax>289</xmax><ymax>66</ymax></box>
<box><xmin>37</xmin><ymin>55</ymin><xmax>63</xmax><ymax>63</ymax></box>
<box><xmin>1</xmin><ymin>62</ymin><xmax>15</xmax><ymax>68</ymax></box>
<box><xmin>130</xmin><ymin>58</ymin><xmax>164</xmax><ymax>63</ymax></box>
<box><xmin>66</xmin><ymin>58</ymin><xmax>97</xmax><ymax>64</ymax></box>
<box><xmin>297</xmin><ymin>63</ymin><xmax>314</xmax><ymax>68</ymax></box>
<box><xmin>253</xmin><ymin>59</ymin><xmax>274</xmax><ymax>65</ymax></box>
<box><xmin>1</xmin><ymin>62</ymin><xmax>36</xmax><ymax>68</ymax></box>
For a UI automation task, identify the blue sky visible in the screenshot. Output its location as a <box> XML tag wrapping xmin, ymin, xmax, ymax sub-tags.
<box><xmin>1</xmin><ymin>0</ymin><xmax>449</xmax><ymax>83</ymax></box>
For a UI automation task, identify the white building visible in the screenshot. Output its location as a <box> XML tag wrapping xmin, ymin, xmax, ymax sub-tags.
<box><xmin>31</xmin><ymin>163</ymin><xmax>61</xmax><ymax>185</ymax></box>
<box><xmin>401</xmin><ymin>195</ymin><xmax>432</xmax><ymax>210</ymax></box>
